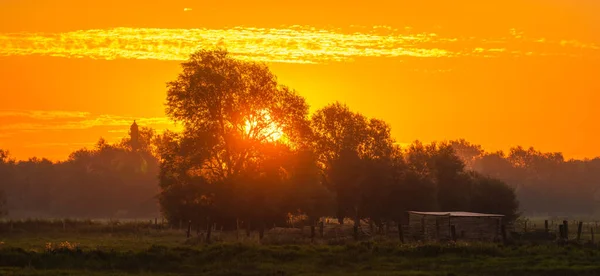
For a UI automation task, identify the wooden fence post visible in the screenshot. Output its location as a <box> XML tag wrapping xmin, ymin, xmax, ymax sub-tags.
<box><xmin>259</xmin><ymin>221</ymin><xmax>265</xmax><ymax>241</ymax></box>
<box><xmin>186</xmin><ymin>220</ymin><xmax>191</xmax><ymax>238</ymax></box>
<box><xmin>544</xmin><ymin>220</ymin><xmax>548</xmax><ymax>232</ymax></box>
<box><xmin>385</xmin><ymin>222</ymin><xmax>390</xmax><ymax>236</ymax></box>
<box><xmin>450</xmin><ymin>225</ymin><xmax>457</xmax><ymax>242</ymax></box>
<box><xmin>577</xmin><ymin>221</ymin><xmax>583</xmax><ymax>242</ymax></box>
<box><xmin>435</xmin><ymin>219</ymin><xmax>440</xmax><ymax>241</ymax></box>
<box><xmin>310</xmin><ymin>221</ymin><xmax>316</xmax><ymax>243</ymax></box>
<box><xmin>206</xmin><ymin>217</ymin><xmax>212</xmax><ymax>243</ymax></box>
<box><xmin>501</xmin><ymin>224</ymin><xmax>506</xmax><ymax>244</ymax></box>
<box><xmin>559</xmin><ymin>225</ymin><xmax>564</xmax><ymax>240</ymax></box>
<box><xmin>319</xmin><ymin>220</ymin><xmax>324</xmax><ymax>238</ymax></box>
<box><xmin>592</xmin><ymin>228</ymin><xmax>595</xmax><ymax>244</ymax></box>
<box><xmin>563</xmin><ymin>220</ymin><xmax>569</xmax><ymax>240</ymax></box>
<box><xmin>236</xmin><ymin>219</ymin><xmax>240</xmax><ymax>241</ymax></box>
<box><xmin>398</xmin><ymin>222</ymin><xmax>404</xmax><ymax>243</ymax></box>
<box><xmin>246</xmin><ymin>221</ymin><xmax>251</xmax><ymax>237</ymax></box>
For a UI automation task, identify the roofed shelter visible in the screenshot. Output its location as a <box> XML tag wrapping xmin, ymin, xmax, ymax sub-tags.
<box><xmin>407</xmin><ymin>211</ymin><xmax>504</xmax><ymax>242</ymax></box>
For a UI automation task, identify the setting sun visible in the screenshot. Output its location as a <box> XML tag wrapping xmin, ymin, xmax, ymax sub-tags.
<box><xmin>244</xmin><ymin>110</ymin><xmax>284</xmax><ymax>142</ymax></box>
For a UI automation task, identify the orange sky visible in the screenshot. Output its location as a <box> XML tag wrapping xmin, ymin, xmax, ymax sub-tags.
<box><xmin>1</xmin><ymin>0</ymin><xmax>599</xmax><ymax>161</ymax></box>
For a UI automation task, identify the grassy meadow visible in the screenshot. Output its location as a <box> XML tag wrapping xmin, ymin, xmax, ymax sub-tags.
<box><xmin>2</xmin><ymin>219</ymin><xmax>600</xmax><ymax>275</ymax></box>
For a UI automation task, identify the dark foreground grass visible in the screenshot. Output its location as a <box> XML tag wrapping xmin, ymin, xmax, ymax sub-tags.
<box><xmin>2</xmin><ymin>241</ymin><xmax>600</xmax><ymax>275</ymax></box>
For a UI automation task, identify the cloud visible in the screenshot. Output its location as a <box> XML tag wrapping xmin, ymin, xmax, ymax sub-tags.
<box><xmin>183</xmin><ymin>8</ymin><xmax>192</xmax><ymax>12</ymax></box>
<box><xmin>0</xmin><ymin>109</ymin><xmax>175</xmax><ymax>133</ymax></box>
<box><xmin>23</xmin><ymin>142</ymin><xmax>94</xmax><ymax>148</ymax></box>
<box><xmin>0</xmin><ymin>110</ymin><xmax>90</xmax><ymax>120</ymax></box>
<box><xmin>1</xmin><ymin>26</ymin><xmax>596</xmax><ymax>64</ymax></box>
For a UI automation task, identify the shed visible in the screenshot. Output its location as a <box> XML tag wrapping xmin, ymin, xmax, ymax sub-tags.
<box><xmin>407</xmin><ymin>211</ymin><xmax>504</xmax><ymax>242</ymax></box>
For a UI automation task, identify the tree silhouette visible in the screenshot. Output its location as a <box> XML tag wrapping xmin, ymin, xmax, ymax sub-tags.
<box><xmin>165</xmin><ymin>49</ymin><xmax>310</xmax><ymax>180</ymax></box>
<box><xmin>311</xmin><ymin>102</ymin><xmax>396</xmax><ymax>226</ymax></box>
<box><xmin>160</xmin><ymin>49</ymin><xmax>312</xmax><ymax>231</ymax></box>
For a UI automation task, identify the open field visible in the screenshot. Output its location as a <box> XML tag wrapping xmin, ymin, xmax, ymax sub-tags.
<box><xmin>3</xmin><ymin>238</ymin><xmax>600</xmax><ymax>275</ymax></box>
<box><xmin>2</xmin><ymin>219</ymin><xmax>600</xmax><ymax>275</ymax></box>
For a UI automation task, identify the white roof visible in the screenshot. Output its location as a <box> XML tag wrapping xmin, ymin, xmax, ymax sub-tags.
<box><xmin>408</xmin><ymin>211</ymin><xmax>504</xmax><ymax>217</ymax></box>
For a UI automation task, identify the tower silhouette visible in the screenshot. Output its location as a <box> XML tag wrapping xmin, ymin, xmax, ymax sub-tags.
<box><xmin>130</xmin><ymin>120</ymin><xmax>140</xmax><ymax>152</ymax></box>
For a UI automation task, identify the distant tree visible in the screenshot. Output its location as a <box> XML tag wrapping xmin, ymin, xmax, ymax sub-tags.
<box><xmin>0</xmin><ymin>149</ymin><xmax>11</xmax><ymax>163</ymax></box>
<box><xmin>311</xmin><ymin>102</ymin><xmax>396</xmax><ymax>227</ymax></box>
<box><xmin>405</xmin><ymin>141</ymin><xmax>472</xmax><ymax>211</ymax></box>
<box><xmin>449</xmin><ymin>139</ymin><xmax>484</xmax><ymax>170</ymax></box>
<box><xmin>469</xmin><ymin>173</ymin><xmax>520</xmax><ymax>222</ymax></box>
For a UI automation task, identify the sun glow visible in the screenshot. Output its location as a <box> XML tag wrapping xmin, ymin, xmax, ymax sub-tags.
<box><xmin>244</xmin><ymin>110</ymin><xmax>284</xmax><ymax>143</ymax></box>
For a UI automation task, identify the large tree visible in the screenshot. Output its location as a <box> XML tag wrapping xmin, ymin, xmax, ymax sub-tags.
<box><xmin>165</xmin><ymin>49</ymin><xmax>310</xmax><ymax>182</ymax></box>
<box><xmin>161</xmin><ymin>49</ymin><xmax>313</xmax><ymax>231</ymax></box>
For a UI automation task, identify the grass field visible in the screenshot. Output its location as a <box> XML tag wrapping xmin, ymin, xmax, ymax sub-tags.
<box><xmin>2</xmin><ymin>219</ymin><xmax>600</xmax><ymax>275</ymax></box>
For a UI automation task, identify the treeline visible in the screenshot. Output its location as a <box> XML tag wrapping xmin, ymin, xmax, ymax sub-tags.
<box><xmin>3</xmin><ymin>49</ymin><xmax>595</xmax><ymax>225</ymax></box>
<box><xmin>451</xmin><ymin>140</ymin><xmax>600</xmax><ymax>215</ymax></box>
<box><xmin>0</xmin><ymin>124</ymin><xmax>160</xmax><ymax>218</ymax></box>
<box><xmin>155</xmin><ymin>49</ymin><xmax>519</xmax><ymax>235</ymax></box>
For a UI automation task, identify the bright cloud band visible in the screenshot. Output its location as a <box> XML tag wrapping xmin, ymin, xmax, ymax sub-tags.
<box><xmin>0</xmin><ymin>110</ymin><xmax>174</xmax><ymax>132</ymax></box>
<box><xmin>0</xmin><ymin>26</ymin><xmax>598</xmax><ymax>64</ymax></box>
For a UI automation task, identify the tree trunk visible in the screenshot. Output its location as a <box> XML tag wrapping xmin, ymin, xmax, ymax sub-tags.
<box><xmin>398</xmin><ymin>220</ymin><xmax>404</xmax><ymax>243</ymax></box>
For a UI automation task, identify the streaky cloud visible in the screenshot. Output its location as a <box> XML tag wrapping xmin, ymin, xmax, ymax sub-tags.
<box><xmin>0</xmin><ymin>26</ymin><xmax>597</xmax><ymax>64</ymax></box>
<box><xmin>0</xmin><ymin>109</ymin><xmax>176</xmax><ymax>132</ymax></box>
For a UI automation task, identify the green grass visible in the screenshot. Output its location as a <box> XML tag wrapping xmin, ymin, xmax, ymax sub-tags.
<box><xmin>3</xmin><ymin>234</ymin><xmax>600</xmax><ymax>275</ymax></box>
<box><xmin>2</xmin><ymin>219</ymin><xmax>600</xmax><ymax>275</ymax></box>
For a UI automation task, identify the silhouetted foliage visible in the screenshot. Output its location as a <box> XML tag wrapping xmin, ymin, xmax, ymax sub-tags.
<box><xmin>154</xmin><ymin>49</ymin><xmax>521</xmax><ymax>232</ymax></box>
<box><xmin>0</xmin><ymin>125</ymin><xmax>160</xmax><ymax>219</ymax></box>
<box><xmin>160</xmin><ymin>49</ymin><xmax>313</xmax><ymax>230</ymax></box>
<box><xmin>451</xmin><ymin>143</ymin><xmax>600</xmax><ymax>216</ymax></box>
<box><xmin>311</xmin><ymin>102</ymin><xmax>398</xmax><ymax>225</ymax></box>
<box><xmin>0</xmin><ymin>49</ymin><xmax>531</xmax><ymax>226</ymax></box>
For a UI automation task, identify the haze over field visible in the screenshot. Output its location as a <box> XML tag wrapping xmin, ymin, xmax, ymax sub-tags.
<box><xmin>1</xmin><ymin>0</ymin><xmax>599</xmax><ymax>161</ymax></box>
